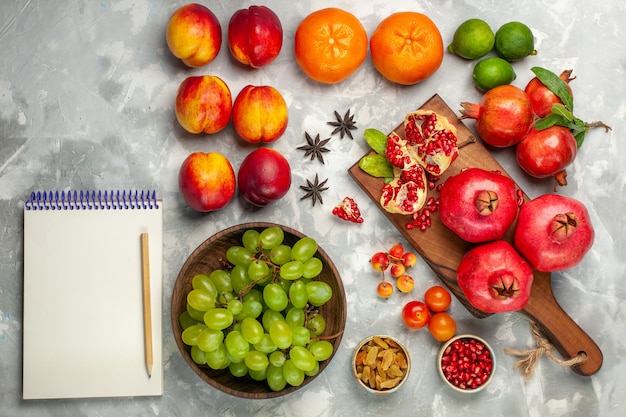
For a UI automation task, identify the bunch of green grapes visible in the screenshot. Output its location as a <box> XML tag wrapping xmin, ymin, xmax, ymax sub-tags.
<box><xmin>179</xmin><ymin>226</ymin><xmax>336</xmax><ymax>391</ymax></box>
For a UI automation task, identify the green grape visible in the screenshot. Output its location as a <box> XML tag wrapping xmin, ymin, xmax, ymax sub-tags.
<box><xmin>279</xmin><ymin>260</ymin><xmax>304</xmax><ymax>280</ymax></box>
<box><xmin>243</xmin><ymin>288</ymin><xmax>263</xmax><ymax>304</ymax></box>
<box><xmin>285</xmin><ymin>307</ymin><xmax>305</xmax><ymax>328</ymax></box>
<box><xmin>186</xmin><ymin>303</ymin><xmax>206</xmax><ymax>322</ymax></box>
<box><xmin>191</xmin><ymin>273</ymin><xmax>218</xmax><ymax>298</ymax></box>
<box><xmin>266</xmin><ymin>364</ymin><xmax>287</xmax><ymax>391</ymax></box>
<box><xmin>181</xmin><ymin>323</ymin><xmax>207</xmax><ymax>346</ymax></box>
<box><xmin>234</xmin><ymin>299</ymin><xmax>263</xmax><ymax>321</ymax></box>
<box><xmin>302</xmin><ymin>257</ymin><xmax>323</xmax><ymax>279</ymax></box>
<box><xmin>291</xmin><ymin>237</ymin><xmax>318</xmax><ymax>262</ymax></box>
<box><xmin>248</xmin><ymin>366</ymin><xmax>268</xmax><ymax>382</ymax></box>
<box><xmin>209</xmin><ymin>269</ymin><xmax>233</xmax><ymax>293</ymax></box>
<box><xmin>269</xmin><ymin>244</ymin><xmax>292</xmax><ymax>265</ymax></box>
<box><xmin>229</xmin><ymin>360</ymin><xmax>249</xmax><ymax>378</ymax></box>
<box><xmin>279</xmin><ymin>279</ymin><xmax>292</xmax><ymax>294</ymax></box>
<box><xmin>227</xmin><ymin>299</ymin><xmax>243</xmax><ymax>315</ymax></box>
<box><xmin>269</xmin><ymin>320</ymin><xmax>292</xmax><ymax>350</ymax></box>
<box><xmin>226</xmin><ymin>245</ymin><xmax>254</xmax><ymax>267</ymax></box>
<box><xmin>190</xmin><ymin>345</ymin><xmax>207</xmax><ymax>365</ymax></box>
<box><xmin>304</xmin><ymin>361</ymin><xmax>320</xmax><ymax>377</ymax></box>
<box><xmin>205</xmin><ymin>343</ymin><xmax>230</xmax><ymax>370</ymax></box>
<box><xmin>244</xmin><ymin>350</ymin><xmax>269</xmax><ymax>372</ymax></box>
<box><xmin>242</xmin><ymin>229</ymin><xmax>261</xmax><ymax>252</ymax></box>
<box><xmin>308</xmin><ymin>340</ymin><xmax>334</xmax><ymax>361</ymax></box>
<box><xmin>248</xmin><ymin>259</ymin><xmax>271</xmax><ymax>284</ymax></box>
<box><xmin>224</xmin><ymin>330</ymin><xmax>249</xmax><ymax>361</ymax></box>
<box><xmin>240</xmin><ymin>317</ymin><xmax>264</xmax><ymax>345</ymax></box>
<box><xmin>261</xmin><ymin>309</ymin><xmax>285</xmax><ymax>332</ymax></box>
<box><xmin>263</xmin><ymin>283</ymin><xmax>289</xmax><ymax>311</ymax></box>
<box><xmin>282</xmin><ymin>359</ymin><xmax>305</xmax><ymax>386</ymax></box>
<box><xmin>290</xmin><ymin>345</ymin><xmax>317</xmax><ymax>372</ymax></box>
<box><xmin>230</xmin><ymin>264</ymin><xmax>251</xmax><ymax>294</ymax></box>
<box><xmin>259</xmin><ymin>226</ymin><xmax>284</xmax><ymax>250</ymax></box>
<box><xmin>307</xmin><ymin>314</ymin><xmax>326</xmax><ymax>336</ymax></box>
<box><xmin>253</xmin><ymin>333</ymin><xmax>278</xmax><ymax>354</ymax></box>
<box><xmin>306</xmin><ymin>281</ymin><xmax>333</xmax><ymax>306</ymax></box>
<box><xmin>269</xmin><ymin>350</ymin><xmax>286</xmax><ymax>367</ymax></box>
<box><xmin>288</xmin><ymin>280</ymin><xmax>308</xmax><ymax>309</ymax></box>
<box><xmin>204</xmin><ymin>307</ymin><xmax>234</xmax><ymax>330</ymax></box>
<box><xmin>179</xmin><ymin>311</ymin><xmax>200</xmax><ymax>330</ymax></box>
<box><xmin>218</xmin><ymin>291</ymin><xmax>235</xmax><ymax>305</ymax></box>
<box><xmin>291</xmin><ymin>326</ymin><xmax>311</xmax><ymax>347</ymax></box>
<box><xmin>187</xmin><ymin>288</ymin><xmax>216</xmax><ymax>312</ymax></box>
<box><xmin>196</xmin><ymin>327</ymin><xmax>224</xmax><ymax>352</ymax></box>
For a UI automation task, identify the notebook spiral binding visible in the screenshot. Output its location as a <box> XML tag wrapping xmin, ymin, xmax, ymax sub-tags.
<box><xmin>24</xmin><ymin>190</ymin><xmax>159</xmax><ymax>210</ymax></box>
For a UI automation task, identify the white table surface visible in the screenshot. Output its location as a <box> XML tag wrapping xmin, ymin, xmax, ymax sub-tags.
<box><xmin>1</xmin><ymin>1</ymin><xmax>624</xmax><ymax>416</ymax></box>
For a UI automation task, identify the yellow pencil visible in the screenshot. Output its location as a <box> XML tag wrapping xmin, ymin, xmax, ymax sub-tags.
<box><xmin>140</xmin><ymin>232</ymin><xmax>153</xmax><ymax>378</ymax></box>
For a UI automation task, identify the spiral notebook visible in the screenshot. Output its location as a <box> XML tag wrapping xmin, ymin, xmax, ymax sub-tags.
<box><xmin>22</xmin><ymin>190</ymin><xmax>163</xmax><ymax>399</ymax></box>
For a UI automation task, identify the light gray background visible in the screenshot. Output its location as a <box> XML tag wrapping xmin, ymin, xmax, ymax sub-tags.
<box><xmin>1</xmin><ymin>1</ymin><xmax>624</xmax><ymax>416</ymax></box>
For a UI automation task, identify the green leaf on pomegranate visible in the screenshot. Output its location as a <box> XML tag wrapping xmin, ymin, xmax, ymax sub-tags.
<box><xmin>550</xmin><ymin>103</ymin><xmax>574</xmax><ymax>121</ymax></box>
<box><xmin>363</xmin><ymin>128</ymin><xmax>388</xmax><ymax>155</ymax></box>
<box><xmin>358</xmin><ymin>154</ymin><xmax>394</xmax><ymax>178</ymax></box>
<box><xmin>534</xmin><ymin>113</ymin><xmax>565</xmax><ymax>130</ymax></box>
<box><xmin>531</xmin><ymin>67</ymin><xmax>574</xmax><ymax>111</ymax></box>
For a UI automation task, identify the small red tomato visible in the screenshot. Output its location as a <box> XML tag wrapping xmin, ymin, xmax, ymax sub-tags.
<box><xmin>401</xmin><ymin>300</ymin><xmax>430</xmax><ymax>329</ymax></box>
<box><xmin>424</xmin><ymin>285</ymin><xmax>452</xmax><ymax>312</ymax></box>
<box><xmin>428</xmin><ymin>312</ymin><xmax>456</xmax><ymax>342</ymax></box>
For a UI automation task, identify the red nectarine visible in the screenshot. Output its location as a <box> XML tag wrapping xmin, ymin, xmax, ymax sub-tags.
<box><xmin>228</xmin><ymin>6</ymin><xmax>283</xmax><ymax>68</ymax></box>
<box><xmin>238</xmin><ymin>148</ymin><xmax>291</xmax><ymax>207</ymax></box>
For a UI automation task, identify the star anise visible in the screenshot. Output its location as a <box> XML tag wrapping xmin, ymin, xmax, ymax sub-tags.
<box><xmin>297</xmin><ymin>132</ymin><xmax>331</xmax><ymax>164</ymax></box>
<box><xmin>299</xmin><ymin>174</ymin><xmax>329</xmax><ymax>207</ymax></box>
<box><xmin>328</xmin><ymin>109</ymin><xmax>357</xmax><ymax>139</ymax></box>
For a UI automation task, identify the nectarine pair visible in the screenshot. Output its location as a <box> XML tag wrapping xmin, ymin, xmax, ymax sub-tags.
<box><xmin>166</xmin><ymin>4</ymin><xmax>283</xmax><ymax>68</ymax></box>
<box><xmin>179</xmin><ymin>148</ymin><xmax>291</xmax><ymax>212</ymax></box>
<box><xmin>174</xmin><ymin>78</ymin><xmax>288</xmax><ymax>143</ymax></box>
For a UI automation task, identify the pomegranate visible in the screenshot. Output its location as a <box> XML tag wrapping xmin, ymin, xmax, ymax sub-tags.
<box><xmin>403</xmin><ymin>110</ymin><xmax>459</xmax><ymax>175</ymax></box>
<box><xmin>513</xmin><ymin>194</ymin><xmax>594</xmax><ymax>272</ymax></box>
<box><xmin>516</xmin><ymin>126</ymin><xmax>577</xmax><ymax>188</ymax></box>
<box><xmin>332</xmin><ymin>197</ymin><xmax>364</xmax><ymax>223</ymax></box>
<box><xmin>459</xmin><ymin>85</ymin><xmax>534</xmax><ymax>148</ymax></box>
<box><xmin>456</xmin><ymin>240</ymin><xmax>534</xmax><ymax>313</ymax></box>
<box><xmin>439</xmin><ymin>168</ymin><xmax>519</xmax><ymax>243</ymax></box>
<box><xmin>380</xmin><ymin>165</ymin><xmax>428</xmax><ymax>215</ymax></box>
<box><xmin>525</xmin><ymin>69</ymin><xmax>574</xmax><ymax>118</ymax></box>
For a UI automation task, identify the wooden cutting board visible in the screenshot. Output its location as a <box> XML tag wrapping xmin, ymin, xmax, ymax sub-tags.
<box><xmin>348</xmin><ymin>94</ymin><xmax>602</xmax><ymax>376</ymax></box>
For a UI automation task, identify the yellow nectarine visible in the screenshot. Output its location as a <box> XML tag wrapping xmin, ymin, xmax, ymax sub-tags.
<box><xmin>178</xmin><ymin>152</ymin><xmax>236</xmax><ymax>212</ymax></box>
<box><xmin>175</xmin><ymin>75</ymin><xmax>232</xmax><ymax>134</ymax></box>
<box><xmin>166</xmin><ymin>4</ymin><xmax>222</xmax><ymax>67</ymax></box>
<box><xmin>232</xmin><ymin>85</ymin><xmax>288</xmax><ymax>143</ymax></box>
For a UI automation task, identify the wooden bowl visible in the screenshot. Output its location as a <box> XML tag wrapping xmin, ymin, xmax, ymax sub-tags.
<box><xmin>171</xmin><ymin>222</ymin><xmax>347</xmax><ymax>399</ymax></box>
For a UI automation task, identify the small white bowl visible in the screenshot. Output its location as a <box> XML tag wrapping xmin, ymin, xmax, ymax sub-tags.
<box><xmin>437</xmin><ymin>334</ymin><xmax>496</xmax><ymax>393</ymax></box>
<box><xmin>352</xmin><ymin>335</ymin><xmax>411</xmax><ymax>394</ymax></box>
